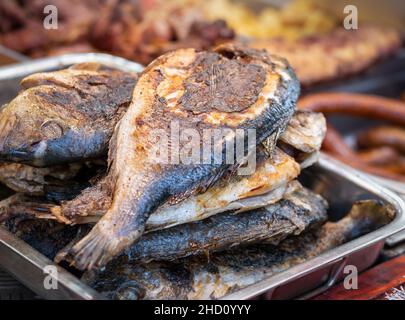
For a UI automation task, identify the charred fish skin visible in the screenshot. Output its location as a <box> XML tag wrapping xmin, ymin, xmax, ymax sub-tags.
<box><xmin>69</xmin><ymin>44</ymin><xmax>300</xmax><ymax>270</ymax></box>
<box><xmin>84</xmin><ymin>200</ymin><xmax>394</xmax><ymax>300</ymax></box>
<box><xmin>122</xmin><ymin>185</ymin><xmax>327</xmax><ymax>263</ymax></box>
<box><xmin>0</xmin><ymin>63</ymin><xmax>138</xmax><ymax>167</ymax></box>
<box><xmin>49</xmin><ymin>146</ymin><xmax>300</xmax><ymax>226</ymax></box>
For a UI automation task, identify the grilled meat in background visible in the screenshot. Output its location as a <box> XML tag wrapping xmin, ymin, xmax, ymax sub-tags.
<box><xmin>248</xmin><ymin>25</ymin><xmax>402</xmax><ymax>87</ymax></box>
<box><xmin>1</xmin><ymin>1</ymin><xmax>402</xmax><ymax>88</ymax></box>
<box><xmin>0</xmin><ymin>63</ymin><xmax>138</xmax><ymax>166</ymax></box>
<box><xmin>0</xmin><ymin>0</ymin><xmax>235</xmax><ymax>64</ymax></box>
<box><xmin>82</xmin><ymin>200</ymin><xmax>394</xmax><ymax>300</ymax></box>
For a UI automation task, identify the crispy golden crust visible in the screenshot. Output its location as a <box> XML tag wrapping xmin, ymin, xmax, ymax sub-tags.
<box><xmin>249</xmin><ymin>25</ymin><xmax>402</xmax><ymax>86</ymax></box>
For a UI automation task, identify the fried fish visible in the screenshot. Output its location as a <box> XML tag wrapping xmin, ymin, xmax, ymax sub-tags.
<box><xmin>83</xmin><ymin>200</ymin><xmax>394</xmax><ymax>300</ymax></box>
<box><xmin>0</xmin><ymin>63</ymin><xmax>138</xmax><ymax>166</ymax></box>
<box><xmin>69</xmin><ymin>44</ymin><xmax>300</xmax><ymax>270</ymax></box>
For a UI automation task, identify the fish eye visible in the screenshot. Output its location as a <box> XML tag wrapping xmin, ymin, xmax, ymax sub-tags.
<box><xmin>115</xmin><ymin>281</ymin><xmax>146</xmax><ymax>300</ymax></box>
<box><xmin>40</xmin><ymin>120</ymin><xmax>64</xmax><ymax>139</ymax></box>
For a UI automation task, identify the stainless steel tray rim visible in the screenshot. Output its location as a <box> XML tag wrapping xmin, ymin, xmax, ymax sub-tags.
<box><xmin>0</xmin><ymin>53</ymin><xmax>145</xmax><ymax>80</ymax></box>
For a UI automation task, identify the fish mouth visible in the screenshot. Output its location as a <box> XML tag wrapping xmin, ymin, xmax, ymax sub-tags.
<box><xmin>0</xmin><ymin>149</ymin><xmax>33</xmax><ymax>164</ymax></box>
<box><xmin>0</xmin><ymin>140</ymin><xmax>47</xmax><ymax>166</ymax></box>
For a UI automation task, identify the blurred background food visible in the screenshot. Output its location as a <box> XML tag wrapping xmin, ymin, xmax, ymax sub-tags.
<box><xmin>1</xmin><ymin>0</ymin><xmax>403</xmax><ymax>65</ymax></box>
<box><xmin>201</xmin><ymin>0</ymin><xmax>339</xmax><ymax>39</ymax></box>
<box><xmin>298</xmin><ymin>93</ymin><xmax>405</xmax><ymax>182</ymax></box>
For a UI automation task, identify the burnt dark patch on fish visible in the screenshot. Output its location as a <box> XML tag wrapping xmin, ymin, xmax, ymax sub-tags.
<box><xmin>2</xmin><ymin>217</ymin><xmax>82</xmax><ymax>260</ymax></box>
<box><xmin>179</xmin><ymin>53</ymin><xmax>267</xmax><ymax>113</ymax></box>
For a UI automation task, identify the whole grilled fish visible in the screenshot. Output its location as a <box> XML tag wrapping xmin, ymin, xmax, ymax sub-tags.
<box><xmin>83</xmin><ymin>200</ymin><xmax>394</xmax><ymax>300</ymax></box>
<box><xmin>0</xmin><ymin>109</ymin><xmax>324</xmax><ymax>228</ymax></box>
<box><xmin>54</xmin><ymin>181</ymin><xmax>319</xmax><ymax>263</ymax></box>
<box><xmin>69</xmin><ymin>44</ymin><xmax>300</xmax><ymax>270</ymax></box>
<box><xmin>107</xmin><ymin>183</ymin><xmax>327</xmax><ymax>263</ymax></box>
<box><xmin>50</xmin><ymin>147</ymin><xmax>300</xmax><ymax>225</ymax></box>
<box><xmin>0</xmin><ymin>63</ymin><xmax>138</xmax><ymax>166</ymax></box>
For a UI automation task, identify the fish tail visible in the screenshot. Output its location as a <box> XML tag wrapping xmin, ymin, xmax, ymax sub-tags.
<box><xmin>68</xmin><ymin>174</ymin><xmax>170</xmax><ymax>269</ymax></box>
<box><xmin>67</xmin><ymin>221</ymin><xmax>143</xmax><ymax>270</ymax></box>
<box><xmin>345</xmin><ymin>200</ymin><xmax>395</xmax><ymax>238</ymax></box>
<box><xmin>68</xmin><ymin>224</ymin><xmax>112</xmax><ymax>270</ymax></box>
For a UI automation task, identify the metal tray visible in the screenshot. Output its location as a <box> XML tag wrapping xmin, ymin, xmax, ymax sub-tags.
<box><xmin>0</xmin><ymin>154</ymin><xmax>403</xmax><ymax>300</ymax></box>
<box><xmin>0</xmin><ymin>45</ymin><xmax>28</xmax><ymax>66</ymax></box>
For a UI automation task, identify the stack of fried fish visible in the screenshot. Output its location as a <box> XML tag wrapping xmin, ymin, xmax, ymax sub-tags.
<box><xmin>0</xmin><ymin>44</ymin><xmax>393</xmax><ymax>300</ymax></box>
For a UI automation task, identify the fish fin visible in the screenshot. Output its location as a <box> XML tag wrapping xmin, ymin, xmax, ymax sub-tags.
<box><xmin>167</xmin><ymin>165</ymin><xmax>234</xmax><ymax>205</ymax></box>
<box><xmin>107</xmin><ymin>119</ymin><xmax>120</xmax><ymax>174</ymax></box>
<box><xmin>0</xmin><ymin>194</ymin><xmax>57</xmax><ymax>223</ymax></box>
<box><xmin>54</xmin><ymin>226</ymin><xmax>91</xmax><ymax>263</ymax></box>
<box><xmin>166</xmin><ymin>187</ymin><xmax>199</xmax><ymax>205</ymax></box>
<box><xmin>67</xmin><ymin>224</ymin><xmax>142</xmax><ymax>270</ymax></box>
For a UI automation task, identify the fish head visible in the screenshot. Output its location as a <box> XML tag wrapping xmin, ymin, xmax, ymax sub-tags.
<box><xmin>0</xmin><ymin>88</ymin><xmax>80</xmax><ymax>167</ymax></box>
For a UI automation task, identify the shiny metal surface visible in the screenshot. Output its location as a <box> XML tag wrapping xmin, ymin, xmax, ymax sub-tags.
<box><xmin>0</xmin><ymin>45</ymin><xmax>28</xmax><ymax>66</ymax></box>
<box><xmin>0</xmin><ymin>227</ymin><xmax>103</xmax><ymax>300</ymax></box>
<box><xmin>0</xmin><ymin>53</ymin><xmax>144</xmax><ymax>81</ymax></box>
